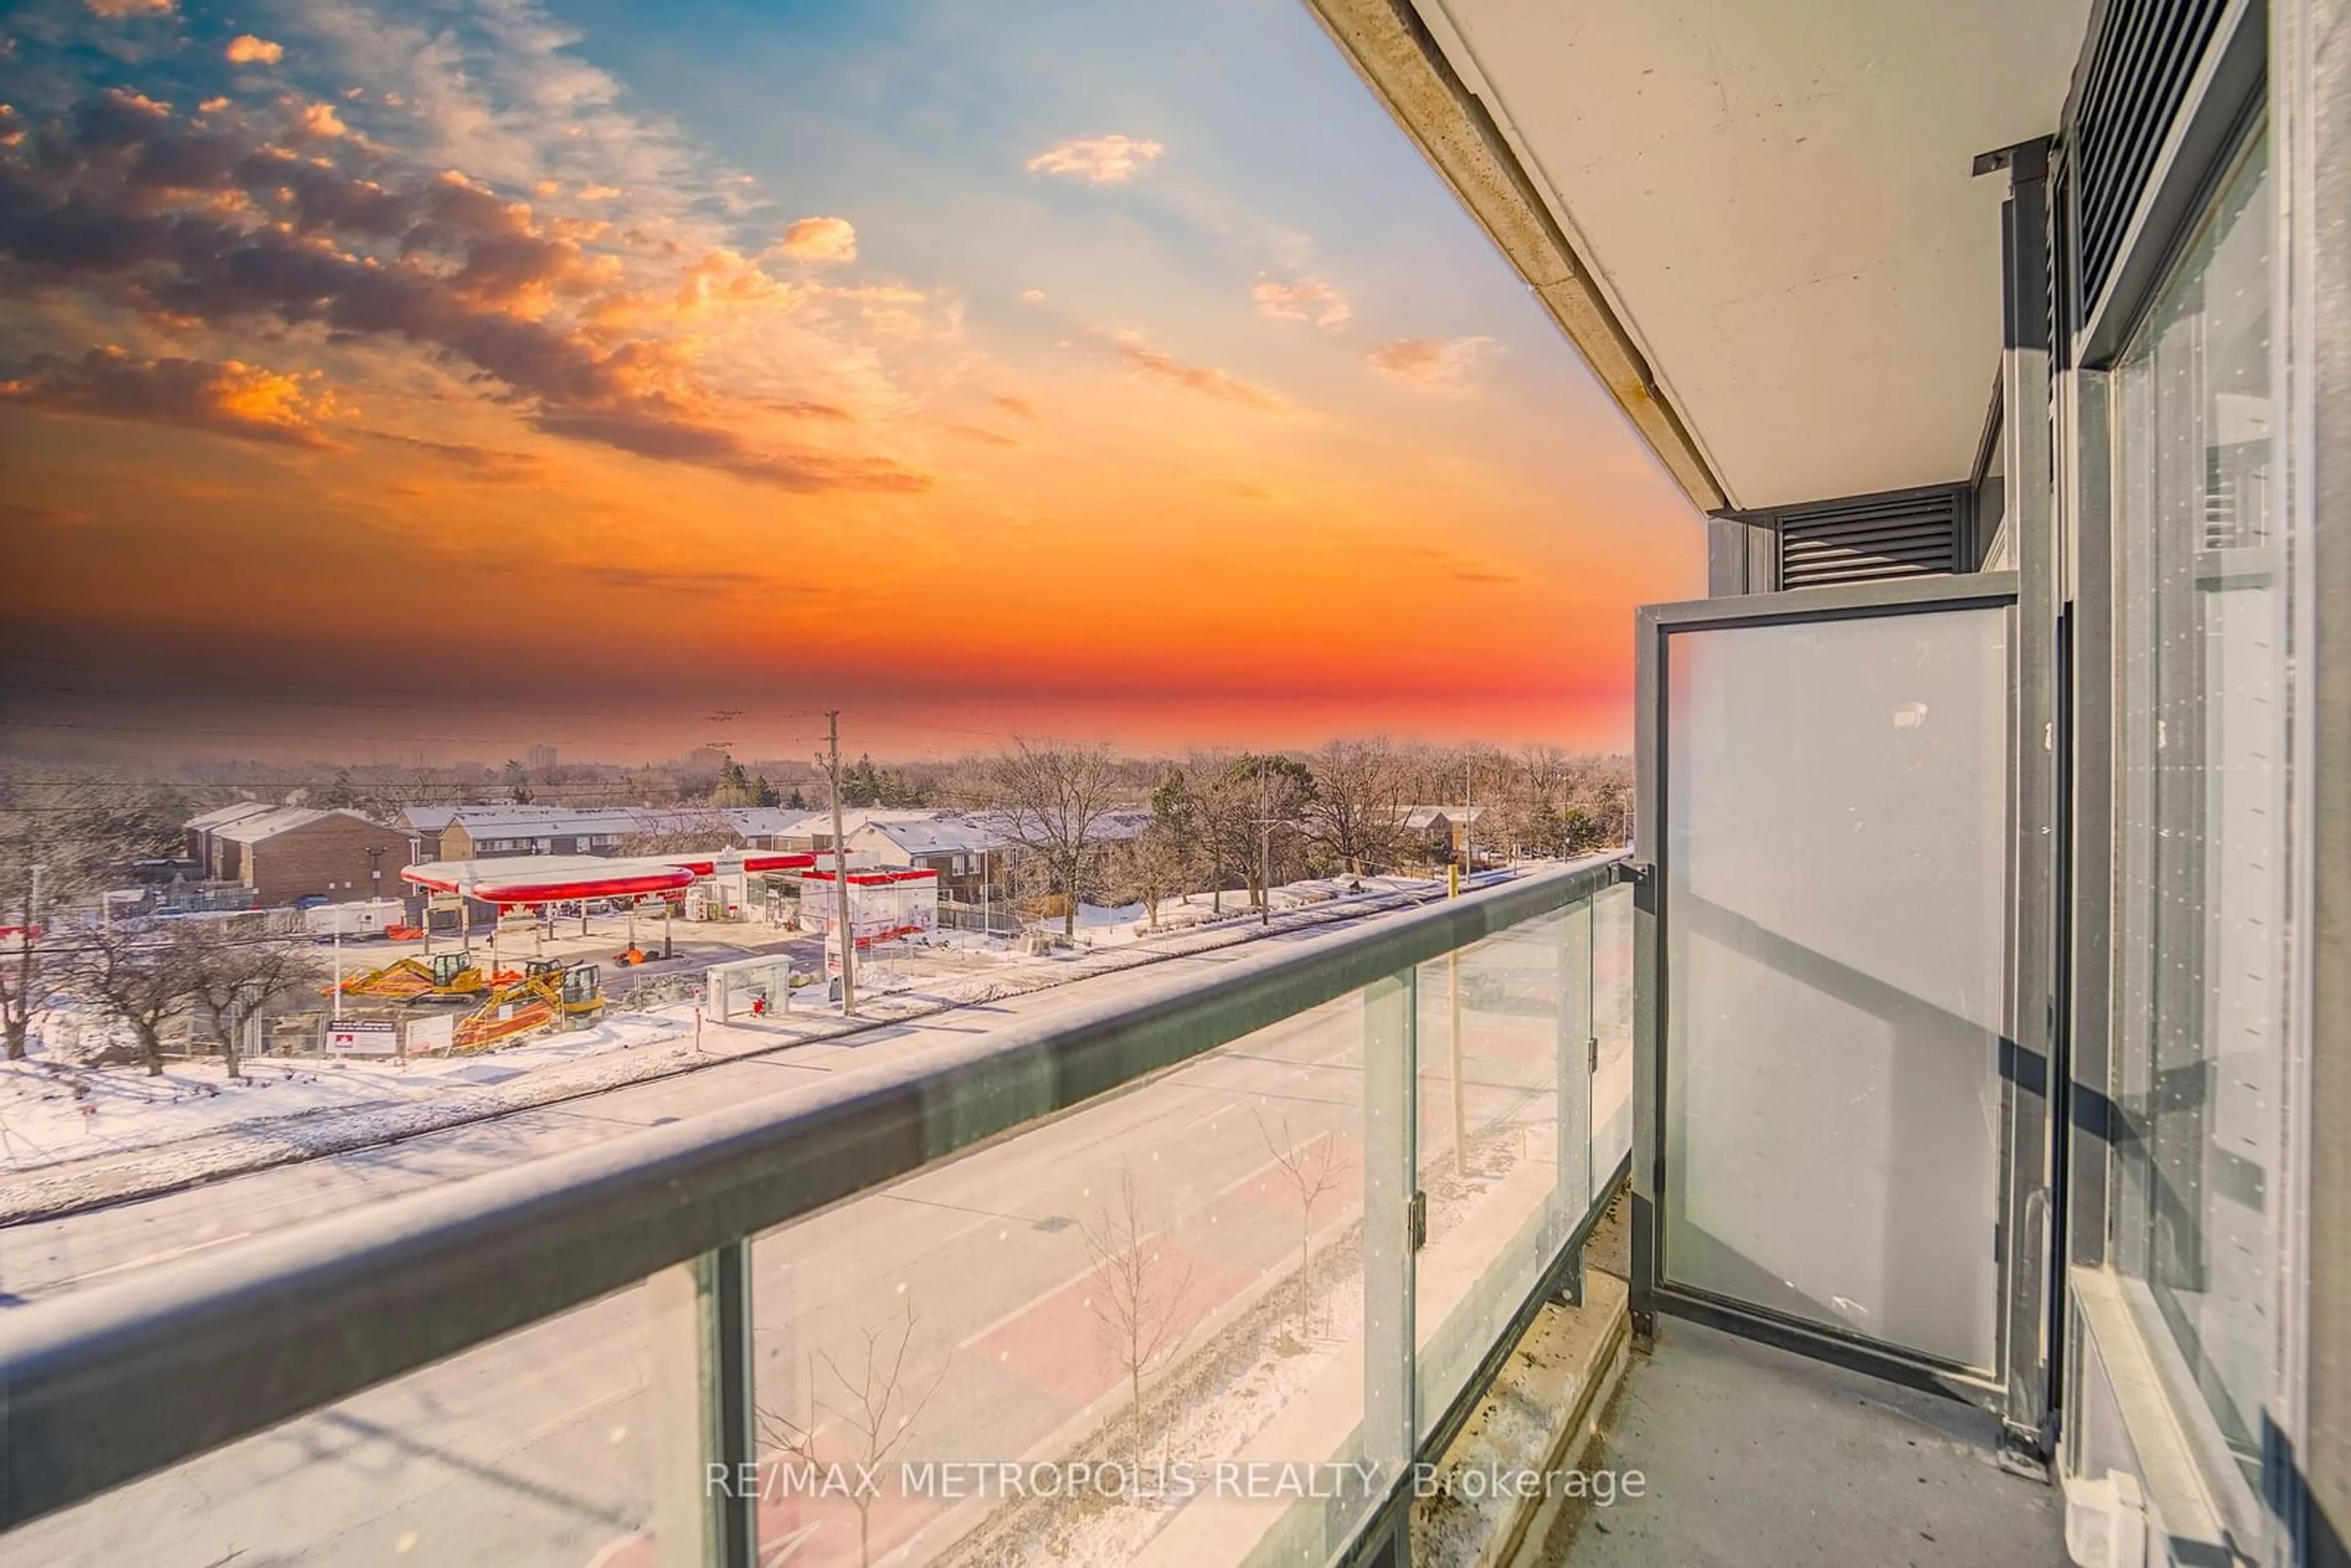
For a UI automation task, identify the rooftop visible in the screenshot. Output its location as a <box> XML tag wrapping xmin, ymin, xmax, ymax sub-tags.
<box><xmin>210</xmin><ymin>806</ymin><xmax>385</xmax><ymax>844</ymax></box>
<box><xmin>1401</xmin><ymin>804</ymin><xmax>1488</xmax><ymax>829</ymax></box>
<box><xmin>183</xmin><ymin>801</ymin><xmax>277</xmax><ymax>831</ymax></box>
<box><xmin>852</xmin><ymin>811</ymin><xmax>1012</xmax><ymax>856</ymax></box>
<box><xmin>716</xmin><ymin>807</ymin><xmax>822</xmax><ymax>838</ymax></box>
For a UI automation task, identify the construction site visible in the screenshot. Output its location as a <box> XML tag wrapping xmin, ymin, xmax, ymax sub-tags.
<box><xmin>294</xmin><ymin>847</ymin><xmax>936</xmax><ymax>1060</ymax></box>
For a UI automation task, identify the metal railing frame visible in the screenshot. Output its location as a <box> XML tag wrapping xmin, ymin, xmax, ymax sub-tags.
<box><xmin>1</xmin><ymin>851</ymin><xmax>1633</xmax><ymax>1561</ymax></box>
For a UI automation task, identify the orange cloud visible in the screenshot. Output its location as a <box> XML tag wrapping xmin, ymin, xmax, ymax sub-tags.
<box><xmin>1107</xmin><ymin>331</ymin><xmax>1289</xmax><ymax>413</ymax></box>
<box><xmin>361</xmin><ymin>430</ymin><xmax>541</xmax><ymax>481</ymax></box>
<box><xmin>84</xmin><ymin>0</ymin><xmax>173</xmax><ymax>15</ymax></box>
<box><xmin>1367</xmin><ymin>336</ymin><xmax>1495</xmax><ymax>391</ymax></box>
<box><xmin>528</xmin><ymin>408</ymin><xmax>928</xmax><ymax>492</ymax></box>
<box><xmin>1026</xmin><ymin>135</ymin><xmax>1164</xmax><ymax>184</ymax></box>
<box><xmin>0</xmin><ymin>348</ymin><xmax>343</xmax><ymax>447</ymax></box>
<box><xmin>670</xmin><ymin>248</ymin><xmax>799</xmax><ymax>317</ymax></box>
<box><xmin>995</xmin><ymin>394</ymin><xmax>1036</xmax><ymax>419</ymax></box>
<box><xmin>0</xmin><ymin>91</ymin><xmax>926</xmax><ymax>493</ymax></box>
<box><xmin>225</xmin><ymin>35</ymin><xmax>285</xmax><ymax>65</ymax></box>
<box><xmin>819</xmin><ymin>282</ymin><xmax>923</xmax><ymax>304</ymax></box>
<box><xmin>1020</xmin><ymin>288</ymin><xmax>1045</xmax><ymax>304</ymax></box>
<box><xmin>1252</xmin><ymin>278</ymin><xmax>1350</xmax><ymax>329</ymax></box>
<box><xmin>291</xmin><ymin>102</ymin><xmax>347</xmax><ymax>140</ymax></box>
<box><xmin>776</xmin><ymin>216</ymin><xmax>857</xmax><ymax>265</ymax></box>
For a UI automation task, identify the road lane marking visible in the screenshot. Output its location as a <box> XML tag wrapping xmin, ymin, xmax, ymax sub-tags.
<box><xmin>70</xmin><ymin>1229</ymin><xmax>253</xmax><ymax>1284</ymax></box>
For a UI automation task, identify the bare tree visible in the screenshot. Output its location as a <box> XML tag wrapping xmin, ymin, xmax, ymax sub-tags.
<box><xmin>1</xmin><ymin>771</ymin><xmax>190</xmax><ymax>1060</ymax></box>
<box><xmin>1302</xmin><ymin>737</ymin><xmax>1406</xmax><ymax>876</ymax></box>
<box><xmin>814</xmin><ymin>1298</ymin><xmax>948</xmax><ymax>1568</ymax></box>
<box><xmin>1520</xmin><ymin>745</ymin><xmax>1569</xmax><ymax>803</ymax></box>
<box><xmin>1182</xmin><ymin>753</ymin><xmax>1308</xmax><ymax>914</ymax></box>
<box><xmin>1562</xmin><ymin>753</ymin><xmax>1634</xmax><ymax>848</ymax></box>
<box><xmin>612</xmin><ymin>805</ymin><xmax>741</xmax><ymax>857</ymax></box>
<box><xmin>1221</xmin><ymin>754</ymin><xmax>1315</xmax><ymax>910</ymax></box>
<box><xmin>1081</xmin><ymin>1163</ymin><xmax>1196</xmax><ymax>1485</ymax></box>
<box><xmin>1177</xmin><ymin>753</ymin><xmax>1243</xmax><ymax>915</ymax></box>
<box><xmin>1257</xmin><ymin>1110</ymin><xmax>1348</xmax><ymax>1339</ymax></box>
<box><xmin>984</xmin><ymin>739</ymin><xmax>1126</xmax><ymax>937</ymax></box>
<box><xmin>1</xmin><ymin>787</ymin><xmax>67</xmax><ymax>1063</ymax></box>
<box><xmin>71</xmin><ymin>926</ymin><xmax>195</xmax><ymax>1076</ymax></box>
<box><xmin>178</xmin><ymin>928</ymin><xmax>320</xmax><ymax>1079</ymax></box>
<box><xmin>754</xmin><ymin>1353</ymin><xmax>819</xmax><ymax>1462</ymax></box>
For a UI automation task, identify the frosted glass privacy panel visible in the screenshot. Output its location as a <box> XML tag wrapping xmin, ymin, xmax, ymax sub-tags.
<box><xmin>1662</xmin><ymin>606</ymin><xmax>2008</xmax><ymax>1372</ymax></box>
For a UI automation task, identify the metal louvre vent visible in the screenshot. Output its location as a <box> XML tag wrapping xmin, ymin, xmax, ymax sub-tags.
<box><xmin>2072</xmin><ymin>0</ymin><xmax>2227</xmax><ymax>318</ymax></box>
<box><xmin>2050</xmin><ymin>162</ymin><xmax>2069</xmax><ymax>374</ymax></box>
<box><xmin>1775</xmin><ymin>490</ymin><xmax>1962</xmax><ymax>588</ymax></box>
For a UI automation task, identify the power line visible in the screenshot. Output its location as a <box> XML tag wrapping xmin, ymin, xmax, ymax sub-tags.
<box><xmin>1</xmin><ymin>717</ymin><xmax>820</xmax><ymax>749</ymax></box>
<box><xmin>3</xmin><ymin>656</ymin><xmax>828</xmax><ymax>722</ymax></box>
<box><xmin>5</xmin><ymin>681</ymin><xmax>828</xmax><ymax>728</ymax></box>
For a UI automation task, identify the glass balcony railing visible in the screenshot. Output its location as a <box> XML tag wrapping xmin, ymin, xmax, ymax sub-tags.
<box><xmin>0</xmin><ymin>853</ymin><xmax>1632</xmax><ymax>1568</ymax></box>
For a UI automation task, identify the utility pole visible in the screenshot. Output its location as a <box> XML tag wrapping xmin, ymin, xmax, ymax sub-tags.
<box><xmin>21</xmin><ymin>863</ymin><xmax>45</xmax><ymax>1059</ymax></box>
<box><xmin>1463</xmin><ymin>754</ymin><xmax>1474</xmax><ymax>877</ymax></box>
<box><xmin>825</xmin><ymin>710</ymin><xmax>857</xmax><ymax>1015</ymax></box>
<box><xmin>1258</xmin><ymin>760</ymin><xmax>1272</xmax><ymax>928</ymax></box>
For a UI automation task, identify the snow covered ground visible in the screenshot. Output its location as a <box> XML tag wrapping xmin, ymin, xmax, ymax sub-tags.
<box><xmin>0</xmin><ymin>1008</ymin><xmax>691</xmax><ymax>1175</ymax></box>
<box><xmin>1058</xmin><ymin>877</ymin><xmax>1444</xmax><ymax>950</ymax></box>
<box><xmin>0</xmin><ymin>871</ymin><xmax>1463</xmax><ymax>1207</ymax></box>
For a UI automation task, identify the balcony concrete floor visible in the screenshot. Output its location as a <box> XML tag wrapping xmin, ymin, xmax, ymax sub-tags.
<box><xmin>1536</xmin><ymin>1316</ymin><xmax>2069</xmax><ymax>1567</ymax></box>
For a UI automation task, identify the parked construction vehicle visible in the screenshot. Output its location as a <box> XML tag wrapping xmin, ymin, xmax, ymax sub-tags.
<box><xmin>330</xmin><ymin>950</ymin><xmax>517</xmax><ymax>1003</ymax></box>
<box><xmin>451</xmin><ymin>961</ymin><xmax>604</xmax><ymax>1053</ymax></box>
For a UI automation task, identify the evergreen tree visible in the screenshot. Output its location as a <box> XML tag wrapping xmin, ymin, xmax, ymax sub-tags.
<box><xmin>710</xmin><ymin>759</ymin><xmax>757</xmax><ymax>808</ymax></box>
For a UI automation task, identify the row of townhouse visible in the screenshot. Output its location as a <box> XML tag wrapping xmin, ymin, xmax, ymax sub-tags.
<box><xmin>392</xmin><ymin>804</ymin><xmax>818</xmax><ymax>862</ymax></box>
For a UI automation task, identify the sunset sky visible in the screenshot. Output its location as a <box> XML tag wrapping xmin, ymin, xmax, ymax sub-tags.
<box><xmin>0</xmin><ymin>0</ymin><xmax>1703</xmax><ymax>764</ymax></box>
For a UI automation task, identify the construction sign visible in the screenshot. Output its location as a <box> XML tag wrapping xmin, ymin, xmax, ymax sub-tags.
<box><xmin>324</xmin><ymin>1019</ymin><xmax>400</xmax><ymax>1057</ymax></box>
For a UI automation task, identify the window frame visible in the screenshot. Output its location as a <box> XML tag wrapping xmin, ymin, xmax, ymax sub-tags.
<box><xmin>2093</xmin><ymin>110</ymin><xmax>2285</xmax><ymax>1551</ymax></box>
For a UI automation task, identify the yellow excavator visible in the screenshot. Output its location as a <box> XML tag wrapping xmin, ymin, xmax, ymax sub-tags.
<box><xmin>451</xmin><ymin>961</ymin><xmax>605</xmax><ymax>1053</ymax></box>
<box><xmin>330</xmin><ymin>950</ymin><xmax>521</xmax><ymax>1003</ymax></box>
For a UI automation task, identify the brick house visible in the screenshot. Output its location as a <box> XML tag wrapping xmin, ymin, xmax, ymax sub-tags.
<box><xmin>183</xmin><ymin>801</ymin><xmax>275</xmax><ymax>865</ymax></box>
<box><xmin>202</xmin><ymin>807</ymin><xmax>410</xmax><ymax>906</ymax></box>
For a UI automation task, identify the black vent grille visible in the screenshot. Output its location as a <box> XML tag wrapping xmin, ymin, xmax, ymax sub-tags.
<box><xmin>1776</xmin><ymin>490</ymin><xmax>1962</xmax><ymax>588</ymax></box>
<box><xmin>2072</xmin><ymin>0</ymin><xmax>2228</xmax><ymax>317</ymax></box>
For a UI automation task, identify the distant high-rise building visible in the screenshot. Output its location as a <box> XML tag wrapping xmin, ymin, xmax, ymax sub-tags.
<box><xmin>527</xmin><ymin>744</ymin><xmax>558</xmax><ymax>773</ymax></box>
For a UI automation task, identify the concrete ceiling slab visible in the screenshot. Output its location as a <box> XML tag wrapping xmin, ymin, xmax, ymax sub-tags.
<box><xmin>1403</xmin><ymin>0</ymin><xmax>2091</xmax><ymax>509</ymax></box>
